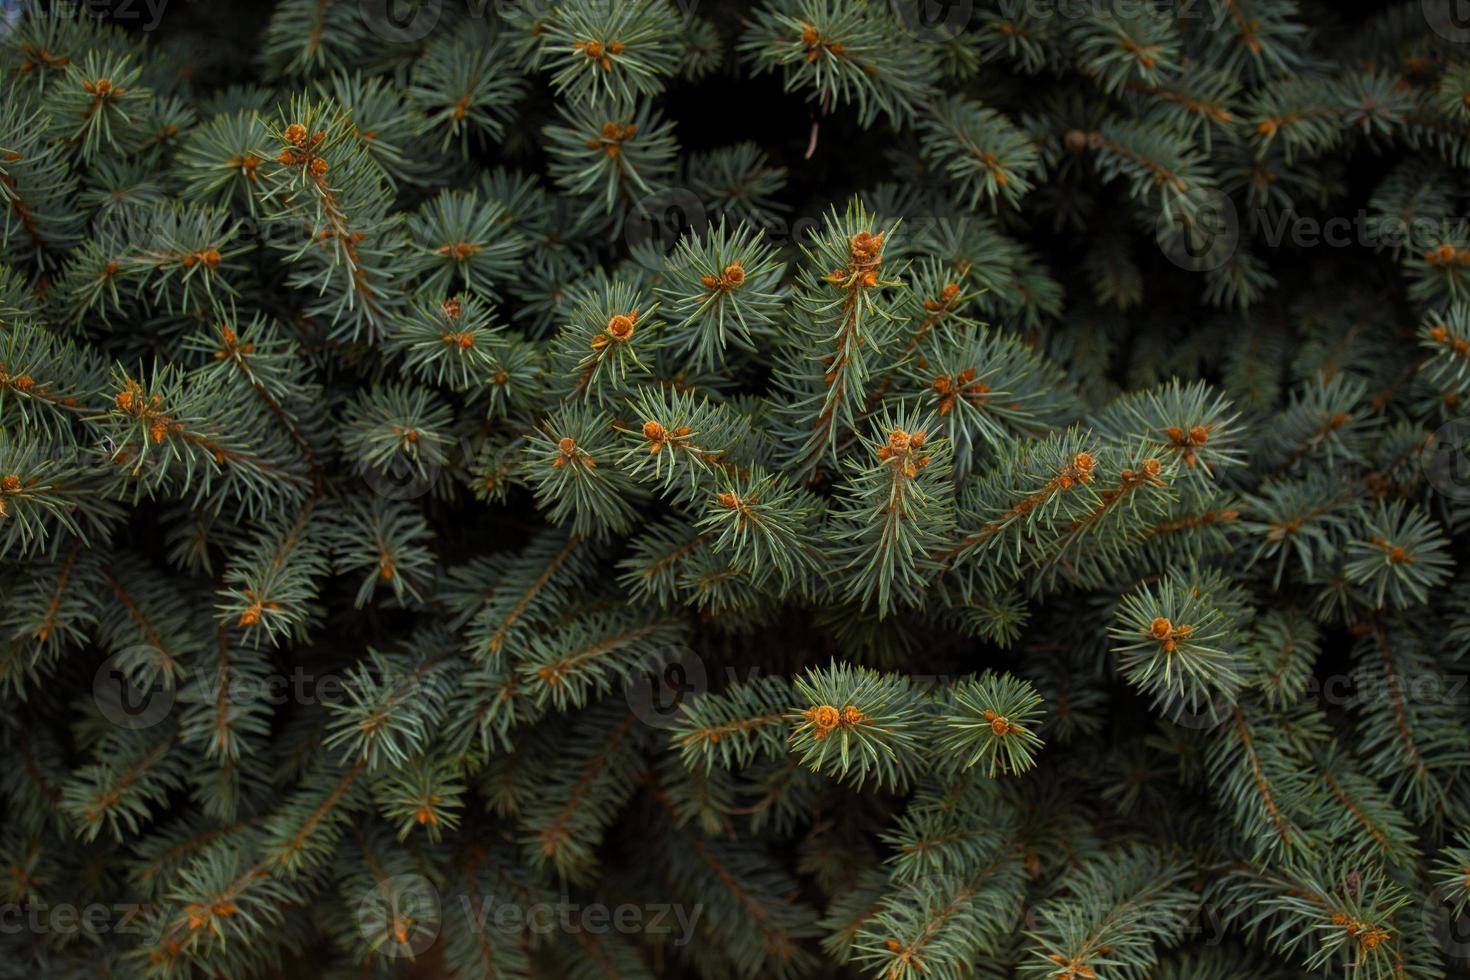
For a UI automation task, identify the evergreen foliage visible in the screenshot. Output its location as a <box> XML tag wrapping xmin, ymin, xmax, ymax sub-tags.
<box><xmin>4</xmin><ymin>1</ymin><xmax>1470</xmax><ymax>978</ymax></box>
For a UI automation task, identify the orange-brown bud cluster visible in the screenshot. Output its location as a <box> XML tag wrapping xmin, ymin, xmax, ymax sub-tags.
<box><xmin>237</xmin><ymin>589</ymin><xmax>280</xmax><ymax>628</ymax></box>
<box><xmin>841</xmin><ymin>230</ymin><xmax>885</xmax><ymax>288</ymax></box>
<box><xmin>0</xmin><ymin>471</ymin><xmax>21</xmax><ymax>516</ymax></box>
<box><xmin>573</xmin><ymin>37</ymin><xmax>625</xmax><ymax>71</ymax></box>
<box><xmin>1045</xmin><ymin>953</ymin><xmax>1101</xmax><ymax>979</ymax></box>
<box><xmin>277</xmin><ymin>122</ymin><xmax>328</xmax><ymax>170</ymax></box>
<box><xmin>552</xmin><ymin>436</ymin><xmax>596</xmax><ymax>470</ymax></box>
<box><xmin>1428</xmin><ymin>323</ymin><xmax>1470</xmax><ymax>358</ymax></box>
<box><xmin>922</xmin><ymin>282</ymin><xmax>961</xmax><ymax>312</ymax></box>
<box><xmin>587</xmin><ymin>121</ymin><xmax>637</xmax><ymax>156</ymax></box>
<box><xmin>1425</xmin><ymin>243</ymin><xmax>1470</xmax><ymax>267</ymax></box>
<box><xmin>1331</xmin><ymin>912</ymin><xmax>1390</xmax><ymax>951</ymax></box>
<box><xmin>701</xmin><ymin>261</ymin><xmax>746</xmax><ymax>292</ymax></box>
<box><xmin>799</xmin><ymin>21</ymin><xmax>845</xmax><ymax>61</ymax></box>
<box><xmin>876</xmin><ymin>427</ymin><xmax>931</xmax><ymax>478</ymax></box>
<box><xmin>15</xmin><ymin>48</ymin><xmax>68</xmax><ymax>75</ymax></box>
<box><xmin>591</xmin><ymin>311</ymin><xmax>638</xmax><ymax>349</ymax></box>
<box><xmin>1116</xmin><ymin>457</ymin><xmax>1164</xmax><ymax>491</ymax></box>
<box><xmin>931</xmin><ymin>366</ymin><xmax>990</xmax><ymax>416</ymax></box>
<box><xmin>82</xmin><ymin>77</ymin><xmax>121</xmax><ymax>98</ymax></box>
<box><xmin>716</xmin><ymin>489</ymin><xmax>757</xmax><ymax>528</ymax></box>
<box><xmin>1165</xmin><ymin>423</ymin><xmax>1212</xmax><ymax>467</ymax></box>
<box><xmin>981</xmin><ymin>709</ymin><xmax>1024</xmax><ymax>737</ymax></box>
<box><xmin>1058</xmin><ymin>451</ymin><xmax>1094</xmax><ymax>490</ymax></box>
<box><xmin>1144</xmin><ymin>616</ymin><xmax>1194</xmax><ymax>654</ymax></box>
<box><xmin>183</xmin><ymin>900</ymin><xmax>238</xmax><ymax>931</ymax></box>
<box><xmin>114</xmin><ymin>379</ymin><xmax>174</xmax><ymax>444</ymax></box>
<box><xmin>802</xmin><ymin>703</ymin><xmax>865</xmax><ymax>739</ymax></box>
<box><xmin>181</xmin><ymin>248</ymin><xmax>220</xmax><ymax>269</ymax></box>
<box><xmin>642</xmin><ymin>420</ymin><xmax>692</xmax><ymax>454</ymax></box>
<box><xmin>1370</xmin><ymin>535</ymin><xmax>1413</xmax><ymax>565</ymax></box>
<box><xmin>213</xmin><ymin>324</ymin><xmax>255</xmax><ymax>361</ymax></box>
<box><xmin>437</xmin><ymin>241</ymin><xmax>483</xmax><ymax>261</ymax></box>
<box><xmin>226</xmin><ymin>154</ymin><xmax>261</xmax><ymax>181</ymax></box>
